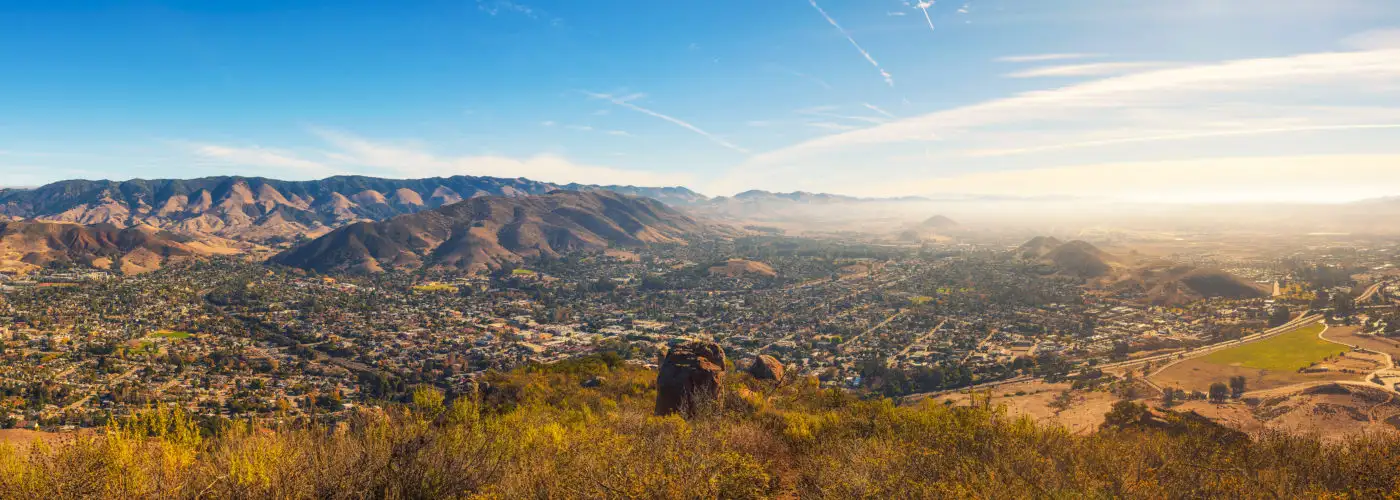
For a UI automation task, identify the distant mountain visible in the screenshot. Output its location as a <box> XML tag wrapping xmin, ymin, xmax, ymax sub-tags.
<box><xmin>1015</xmin><ymin>236</ymin><xmax>1065</xmax><ymax>260</ymax></box>
<box><xmin>1043</xmin><ymin>240</ymin><xmax>1115</xmax><ymax>279</ymax></box>
<box><xmin>920</xmin><ymin>215</ymin><xmax>958</xmax><ymax>229</ymax></box>
<box><xmin>1016</xmin><ymin>236</ymin><xmax>1266</xmax><ymax>304</ymax></box>
<box><xmin>271</xmin><ymin>191</ymin><xmax>708</xmax><ymax>274</ymax></box>
<box><xmin>0</xmin><ymin>220</ymin><xmax>204</xmax><ymax>275</ymax></box>
<box><xmin>0</xmin><ymin>175</ymin><xmax>703</xmax><ymax>245</ymax></box>
<box><xmin>563</xmin><ymin>184</ymin><xmax>709</xmax><ymax>206</ymax></box>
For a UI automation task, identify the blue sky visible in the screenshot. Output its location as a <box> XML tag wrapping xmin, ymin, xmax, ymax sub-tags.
<box><xmin>3</xmin><ymin>0</ymin><xmax>1400</xmax><ymax>202</ymax></box>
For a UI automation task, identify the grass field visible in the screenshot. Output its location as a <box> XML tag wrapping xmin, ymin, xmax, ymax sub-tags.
<box><xmin>412</xmin><ymin>283</ymin><xmax>457</xmax><ymax>292</ymax></box>
<box><xmin>511</xmin><ymin>269</ymin><xmax>537</xmax><ymax>276</ymax></box>
<box><xmin>1150</xmin><ymin>323</ymin><xmax>1364</xmax><ymax>392</ymax></box>
<box><xmin>1196</xmin><ymin>324</ymin><xmax>1343</xmax><ymax>371</ymax></box>
<box><xmin>150</xmin><ymin>330</ymin><xmax>192</xmax><ymax>340</ymax></box>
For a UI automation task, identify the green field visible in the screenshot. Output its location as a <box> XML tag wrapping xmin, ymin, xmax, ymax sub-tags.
<box><xmin>412</xmin><ymin>283</ymin><xmax>457</xmax><ymax>292</ymax></box>
<box><xmin>511</xmin><ymin>269</ymin><xmax>537</xmax><ymax>276</ymax></box>
<box><xmin>1197</xmin><ymin>324</ymin><xmax>1344</xmax><ymax>371</ymax></box>
<box><xmin>150</xmin><ymin>330</ymin><xmax>192</xmax><ymax>340</ymax></box>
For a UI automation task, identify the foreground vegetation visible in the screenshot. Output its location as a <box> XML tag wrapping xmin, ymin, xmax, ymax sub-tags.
<box><xmin>3</xmin><ymin>357</ymin><xmax>1400</xmax><ymax>499</ymax></box>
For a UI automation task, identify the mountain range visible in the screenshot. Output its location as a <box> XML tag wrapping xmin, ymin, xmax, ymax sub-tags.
<box><xmin>271</xmin><ymin>190</ymin><xmax>709</xmax><ymax>274</ymax></box>
<box><xmin>0</xmin><ymin>176</ymin><xmax>706</xmax><ymax>246</ymax></box>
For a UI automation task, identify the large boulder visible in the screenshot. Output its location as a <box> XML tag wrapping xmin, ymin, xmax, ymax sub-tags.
<box><xmin>747</xmin><ymin>354</ymin><xmax>785</xmax><ymax>382</ymax></box>
<box><xmin>655</xmin><ymin>340</ymin><xmax>727</xmax><ymax>417</ymax></box>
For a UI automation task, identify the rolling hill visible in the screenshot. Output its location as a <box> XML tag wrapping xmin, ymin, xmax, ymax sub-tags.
<box><xmin>1116</xmin><ymin>263</ymin><xmax>1269</xmax><ymax>306</ymax></box>
<box><xmin>1016</xmin><ymin>236</ymin><xmax>1267</xmax><ymax>305</ymax></box>
<box><xmin>271</xmin><ymin>190</ymin><xmax>708</xmax><ymax>273</ymax></box>
<box><xmin>0</xmin><ymin>220</ymin><xmax>205</xmax><ymax>274</ymax></box>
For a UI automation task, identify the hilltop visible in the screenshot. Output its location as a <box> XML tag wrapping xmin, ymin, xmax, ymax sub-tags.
<box><xmin>272</xmin><ymin>190</ymin><xmax>707</xmax><ymax>273</ymax></box>
<box><xmin>920</xmin><ymin>214</ymin><xmax>958</xmax><ymax>229</ymax></box>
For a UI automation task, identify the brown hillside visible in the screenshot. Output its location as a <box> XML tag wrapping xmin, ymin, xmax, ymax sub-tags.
<box><xmin>0</xmin><ymin>220</ymin><xmax>203</xmax><ymax>274</ymax></box>
<box><xmin>272</xmin><ymin>191</ymin><xmax>707</xmax><ymax>273</ymax></box>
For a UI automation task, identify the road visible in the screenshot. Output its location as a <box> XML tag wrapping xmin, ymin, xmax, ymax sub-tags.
<box><xmin>61</xmin><ymin>365</ymin><xmax>141</xmax><ymax>413</ymax></box>
<box><xmin>1356</xmin><ymin>282</ymin><xmax>1384</xmax><ymax>304</ymax></box>
<box><xmin>887</xmin><ymin>319</ymin><xmax>947</xmax><ymax>367</ymax></box>
<box><xmin>961</xmin><ymin>327</ymin><xmax>999</xmax><ymax>364</ymax></box>
<box><xmin>840</xmin><ymin>310</ymin><xmax>906</xmax><ymax>353</ymax></box>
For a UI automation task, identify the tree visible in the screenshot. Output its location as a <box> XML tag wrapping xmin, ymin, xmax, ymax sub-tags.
<box><xmin>1228</xmin><ymin>375</ymin><xmax>1247</xmax><ymax>398</ymax></box>
<box><xmin>1268</xmin><ymin>306</ymin><xmax>1292</xmax><ymax>328</ymax></box>
<box><xmin>1209</xmin><ymin>382</ymin><xmax>1229</xmax><ymax>403</ymax></box>
<box><xmin>1162</xmin><ymin>387</ymin><xmax>1177</xmax><ymax>407</ymax></box>
<box><xmin>1049</xmin><ymin>389</ymin><xmax>1074</xmax><ymax>414</ymax></box>
<box><xmin>1101</xmin><ymin>400</ymin><xmax>1150</xmax><ymax>430</ymax></box>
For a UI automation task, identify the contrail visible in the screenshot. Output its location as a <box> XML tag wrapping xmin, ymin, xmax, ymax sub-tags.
<box><xmin>807</xmin><ymin>0</ymin><xmax>894</xmax><ymax>87</ymax></box>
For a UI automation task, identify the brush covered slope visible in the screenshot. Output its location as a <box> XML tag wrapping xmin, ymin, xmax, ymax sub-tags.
<box><xmin>1115</xmin><ymin>262</ymin><xmax>1269</xmax><ymax>306</ymax></box>
<box><xmin>0</xmin><ymin>220</ymin><xmax>203</xmax><ymax>274</ymax></box>
<box><xmin>7</xmin><ymin>356</ymin><xmax>1400</xmax><ymax>498</ymax></box>
<box><xmin>271</xmin><ymin>190</ymin><xmax>707</xmax><ymax>273</ymax></box>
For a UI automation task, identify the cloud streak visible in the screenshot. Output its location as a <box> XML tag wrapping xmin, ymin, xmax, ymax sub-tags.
<box><xmin>750</xmin><ymin>47</ymin><xmax>1400</xmax><ymax>165</ymax></box>
<box><xmin>1005</xmin><ymin>61</ymin><xmax>1175</xmax><ymax>78</ymax></box>
<box><xmin>862</xmin><ymin>103</ymin><xmax>897</xmax><ymax>118</ymax></box>
<box><xmin>964</xmin><ymin>123</ymin><xmax>1400</xmax><ymax>157</ymax></box>
<box><xmin>806</xmin><ymin>0</ymin><xmax>894</xmax><ymax>87</ymax></box>
<box><xmin>189</xmin><ymin>143</ymin><xmax>334</xmax><ymax>175</ymax></box>
<box><xmin>583</xmin><ymin>91</ymin><xmax>747</xmax><ymax>153</ymax></box>
<box><xmin>997</xmin><ymin>53</ymin><xmax>1101</xmax><ymax>63</ymax></box>
<box><xmin>309</xmin><ymin>127</ymin><xmax>689</xmax><ymax>186</ymax></box>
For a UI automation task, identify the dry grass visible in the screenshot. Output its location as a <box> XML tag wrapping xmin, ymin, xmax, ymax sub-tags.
<box><xmin>3</xmin><ymin>358</ymin><xmax>1400</xmax><ymax>499</ymax></box>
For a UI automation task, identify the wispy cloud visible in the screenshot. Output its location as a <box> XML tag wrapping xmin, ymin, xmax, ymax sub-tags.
<box><xmin>476</xmin><ymin>0</ymin><xmax>562</xmax><ymax>25</ymax></box>
<box><xmin>888</xmin><ymin>154</ymin><xmax>1400</xmax><ymax>203</ymax></box>
<box><xmin>1005</xmin><ymin>61</ymin><xmax>1175</xmax><ymax>78</ymax></box>
<box><xmin>789</xmin><ymin>70</ymin><xmax>833</xmax><ymax>90</ymax></box>
<box><xmin>862</xmin><ymin>103</ymin><xmax>896</xmax><ymax>118</ymax></box>
<box><xmin>582</xmin><ymin>91</ymin><xmax>747</xmax><ymax>153</ymax></box>
<box><xmin>996</xmin><ymin>53</ymin><xmax>1101</xmax><ymax>63</ymax></box>
<box><xmin>886</xmin><ymin>11</ymin><xmax>906</xmax><ymax>16</ymax></box>
<box><xmin>751</xmin><ymin>47</ymin><xmax>1400</xmax><ymax>166</ymax></box>
<box><xmin>797</xmin><ymin>105</ymin><xmax>888</xmax><ymax>125</ymax></box>
<box><xmin>806</xmin><ymin>0</ymin><xmax>894</xmax><ymax>87</ymax></box>
<box><xmin>807</xmin><ymin>122</ymin><xmax>859</xmax><ymax>131</ymax></box>
<box><xmin>964</xmin><ymin>123</ymin><xmax>1400</xmax><ymax>157</ymax></box>
<box><xmin>188</xmin><ymin>143</ymin><xmax>334</xmax><ymax>175</ymax></box>
<box><xmin>309</xmin><ymin>127</ymin><xmax>687</xmax><ymax>185</ymax></box>
<box><xmin>1344</xmin><ymin>28</ymin><xmax>1400</xmax><ymax>50</ymax></box>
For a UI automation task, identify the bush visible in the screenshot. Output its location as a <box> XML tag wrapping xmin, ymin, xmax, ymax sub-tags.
<box><xmin>3</xmin><ymin>362</ymin><xmax>1400</xmax><ymax>498</ymax></box>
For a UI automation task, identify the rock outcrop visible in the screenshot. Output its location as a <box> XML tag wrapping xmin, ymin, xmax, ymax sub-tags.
<box><xmin>747</xmin><ymin>354</ymin><xmax>785</xmax><ymax>382</ymax></box>
<box><xmin>655</xmin><ymin>340</ymin><xmax>727</xmax><ymax>417</ymax></box>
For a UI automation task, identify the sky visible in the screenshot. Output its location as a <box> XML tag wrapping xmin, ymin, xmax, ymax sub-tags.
<box><xmin>3</xmin><ymin>0</ymin><xmax>1400</xmax><ymax>203</ymax></box>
